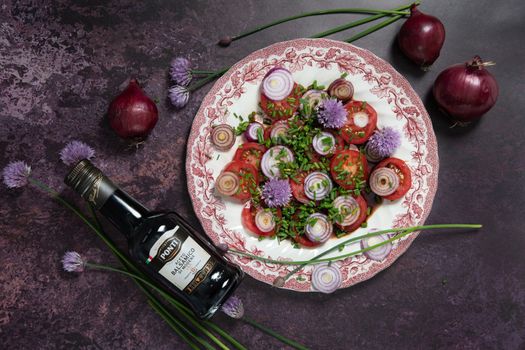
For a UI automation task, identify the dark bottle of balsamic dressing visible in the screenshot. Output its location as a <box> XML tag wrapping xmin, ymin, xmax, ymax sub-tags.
<box><xmin>65</xmin><ymin>160</ymin><xmax>243</xmax><ymax>319</ymax></box>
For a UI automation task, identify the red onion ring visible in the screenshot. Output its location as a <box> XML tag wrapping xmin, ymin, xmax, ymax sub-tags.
<box><xmin>211</xmin><ymin>124</ymin><xmax>235</xmax><ymax>151</ymax></box>
<box><xmin>270</xmin><ymin>120</ymin><xmax>289</xmax><ymax>142</ymax></box>
<box><xmin>301</xmin><ymin>90</ymin><xmax>325</xmax><ymax>111</ymax></box>
<box><xmin>215</xmin><ymin>171</ymin><xmax>240</xmax><ymax>196</ymax></box>
<box><xmin>261</xmin><ymin>146</ymin><xmax>294</xmax><ymax>178</ymax></box>
<box><xmin>262</xmin><ymin>68</ymin><xmax>294</xmax><ymax>101</ymax></box>
<box><xmin>327</xmin><ymin>78</ymin><xmax>354</xmax><ymax>102</ymax></box>
<box><xmin>364</xmin><ymin>143</ymin><xmax>384</xmax><ymax>163</ymax></box>
<box><xmin>255</xmin><ymin>209</ymin><xmax>276</xmax><ymax>233</ymax></box>
<box><xmin>312</xmin><ymin>132</ymin><xmax>336</xmax><ymax>156</ymax></box>
<box><xmin>305</xmin><ymin>213</ymin><xmax>333</xmax><ymax>243</ymax></box>
<box><xmin>360</xmin><ymin>233</ymin><xmax>392</xmax><ymax>261</ymax></box>
<box><xmin>370</xmin><ymin>167</ymin><xmax>399</xmax><ymax>197</ymax></box>
<box><xmin>304</xmin><ymin>172</ymin><xmax>333</xmax><ymax>201</ymax></box>
<box><xmin>244</xmin><ymin>122</ymin><xmax>264</xmax><ymax>142</ymax></box>
<box><xmin>332</xmin><ymin>196</ymin><xmax>360</xmax><ymax>226</ymax></box>
<box><xmin>311</xmin><ymin>263</ymin><xmax>342</xmax><ymax>293</ymax></box>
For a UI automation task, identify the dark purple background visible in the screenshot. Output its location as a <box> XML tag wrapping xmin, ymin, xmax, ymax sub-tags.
<box><xmin>1</xmin><ymin>1</ymin><xmax>524</xmax><ymax>349</ymax></box>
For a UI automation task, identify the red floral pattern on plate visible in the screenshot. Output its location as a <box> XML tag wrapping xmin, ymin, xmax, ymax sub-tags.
<box><xmin>186</xmin><ymin>39</ymin><xmax>438</xmax><ymax>292</ymax></box>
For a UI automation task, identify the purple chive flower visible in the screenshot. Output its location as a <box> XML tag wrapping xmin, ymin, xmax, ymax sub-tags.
<box><xmin>61</xmin><ymin>251</ymin><xmax>86</xmax><ymax>273</ymax></box>
<box><xmin>317</xmin><ymin>99</ymin><xmax>347</xmax><ymax>129</ymax></box>
<box><xmin>221</xmin><ymin>295</ymin><xmax>244</xmax><ymax>319</ymax></box>
<box><xmin>60</xmin><ymin>140</ymin><xmax>95</xmax><ymax>166</ymax></box>
<box><xmin>168</xmin><ymin>85</ymin><xmax>190</xmax><ymax>109</ymax></box>
<box><xmin>366</xmin><ymin>127</ymin><xmax>401</xmax><ymax>158</ymax></box>
<box><xmin>262</xmin><ymin>178</ymin><xmax>292</xmax><ymax>208</ymax></box>
<box><xmin>2</xmin><ymin>161</ymin><xmax>31</xmax><ymax>188</ymax></box>
<box><xmin>170</xmin><ymin>57</ymin><xmax>192</xmax><ymax>86</ymax></box>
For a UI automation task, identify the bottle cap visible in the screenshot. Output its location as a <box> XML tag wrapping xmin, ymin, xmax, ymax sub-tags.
<box><xmin>64</xmin><ymin>159</ymin><xmax>117</xmax><ymax>209</ymax></box>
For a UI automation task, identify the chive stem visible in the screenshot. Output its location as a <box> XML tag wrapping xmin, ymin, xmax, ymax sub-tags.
<box><xmin>242</xmin><ymin>317</ymin><xmax>310</xmax><ymax>350</ymax></box>
<box><xmin>228</xmin><ymin>224</ymin><xmax>482</xmax><ymax>268</ymax></box>
<box><xmin>345</xmin><ymin>14</ymin><xmax>404</xmax><ymax>43</ymax></box>
<box><xmin>311</xmin><ymin>3</ymin><xmax>412</xmax><ymax>38</ymax></box>
<box><xmin>228</xmin><ymin>7</ymin><xmax>411</xmax><ymax>42</ymax></box>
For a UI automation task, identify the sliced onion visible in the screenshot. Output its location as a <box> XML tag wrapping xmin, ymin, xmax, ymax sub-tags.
<box><xmin>244</xmin><ymin>122</ymin><xmax>264</xmax><ymax>142</ymax></box>
<box><xmin>211</xmin><ymin>124</ymin><xmax>235</xmax><ymax>151</ymax></box>
<box><xmin>305</xmin><ymin>213</ymin><xmax>333</xmax><ymax>243</ymax></box>
<box><xmin>353</xmin><ymin>112</ymin><xmax>369</xmax><ymax>128</ymax></box>
<box><xmin>370</xmin><ymin>167</ymin><xmax>400</xmax><ymax>196</ymax></box>
<box><xmin>304</xmin><ymin>172</ymin><xmax>332</xmax><ymax>201</ymax></box>
<box><xmin>364</xmin><ymin>143</ymin><xmax>384</xmax><ymax>163</ymax></box>
<box><xmin>328</xmin><ymin>78</ymin><xmax>354</xmax><ymax>102</ymax></box>
<box><xmin>301</xmin><ymin>90</ymin><xmax>325</xmax><ymax>111</ymax></box>
<box><xmin>215</xmin><ymin>171</ymin><xmax>240</xmax><ymax>196</ymax></box>
<box><xmin>262</xmin><ymin>68</ymin><xmax>294</xmax><ymax>101</ymax></box>
<box><xmin>311</xmin><ymin>263</ymin><xmax>342</xmax><ymax>293</ymax></box>
<box><xmin>332</xmin><ymin>196</ymin><xmax>360</xmax><ymax>227</ymax></box>
<box><xmin>361</xmin><ymin>233</ymin><xmax>392</xmax><ymax>261</ymax></box>
<box><xmin>255</xmin><ymin>209</ymin><xmax>276</xmax><ymax>233</ymax></box>
<box><xmin>312</xmin><ymin>132</ymin><xmax>336</xmax><ymax>156</ymax></box>
<box><xmin>270</xmin><ymin>120</ymin><xmax>289</xmax><ymax>142</ymax></box>
<box><xmin>261</xmin><ymin>146</ymin><xmax>294</xmax><ymax>178</ymax></box>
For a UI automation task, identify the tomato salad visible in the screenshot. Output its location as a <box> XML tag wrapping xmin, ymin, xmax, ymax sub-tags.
<box><xmin>211</xmin><ymin>67</ymin><xmax>411</xmax><ymax>248</ymax></box>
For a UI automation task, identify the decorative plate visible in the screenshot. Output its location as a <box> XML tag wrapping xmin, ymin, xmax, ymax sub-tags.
<box><xmin>186</xmin><ymin>38</ymin><xmax>438</xmax><ymax>292</ymax></box>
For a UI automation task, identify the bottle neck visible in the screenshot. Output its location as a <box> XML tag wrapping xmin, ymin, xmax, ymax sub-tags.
<box><xmin>99</xmin><ymin>188</ymin><xmax>150</xmax><ymax>237</ymax></box>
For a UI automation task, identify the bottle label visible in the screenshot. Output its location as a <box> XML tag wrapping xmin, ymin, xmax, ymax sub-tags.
<box><xmin>146</xmin><ymin>226</ymin><xmax>215</xmax><ymax>294</ymax></box>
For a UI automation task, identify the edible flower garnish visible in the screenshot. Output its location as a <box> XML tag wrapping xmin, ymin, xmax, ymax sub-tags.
<box><xmin>221</xmin><ymin>295</ymin><xmax>245</xmax><ymax>319</ymax></box>
<box><xmin>262</xmin><ymin>178</ymin><xmax>292</xmax><ymax>207</ymax></box>
<box><xmin>317</xmin><ymin>98</ymin><xmax>347</xmax><ymax>128</ymax></box>
<box><xmin>61</xmin><ymin>251</ymin><xmax>86</xmax><ymax>273</ymax></box>
<box><xmin>366</xmin><ymin>127</ymin><xmax>401</xmax><ymax>158</ymax></box>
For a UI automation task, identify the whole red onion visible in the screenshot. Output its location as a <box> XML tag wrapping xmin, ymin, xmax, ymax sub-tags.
<box><xmin>397</xmin><ymin>4</ymin><xmax>445</xmax><ymax>68</ymax></box>
<box><xmin>107</xmin><ymin>79</ymin><xmax>158</xmax><ymax>139</ymax></box>
<box><xmin>433</xmin><ymin>56</ymin><xmax>498</xmax><ymax>123</ymax></box>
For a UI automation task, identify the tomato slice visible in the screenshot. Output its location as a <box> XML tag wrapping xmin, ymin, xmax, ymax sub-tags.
<box><xmin>330</xmin><ymin>150</ymin><xmax>369</xmax><ymax>190</ymax></box>
<box><xmin>289</xmin><ymin>172</ymin><xmax>310</xmax><ymax>204</ymax></box>
<box><xmin>223</xmin><ymin>161</ymin><xmax>259</xmax><ymax>201</ymax></box>
<box><xmin>259</xmin><ymin>83</ymin><xmax>302</xmax><ymax>120</ymax></box>
<box><xmin>375</xmin><ymin>157</ymin><xmax>412</xmax><ymax>201</ymax></box>
<box><xmin>341</xmin><ymin>101</ymin><xmax>378</xmax><ymax>144</ymax></box>
<box><xmin>233</xmin><ymin>142</ymin><xmax>267</xmax><ymax>169</ymax></box>
<box><xmin>241</xmin><ymin>203</ymin><xmax>281</xmax><ymax>237</ymax></box>
<box><xmin>336</xmin><ymin>195</ymin><xmax>369</xmax><ymax>234</ymax></box>
<box><xmin>294</xmin><ymin>234</ymin><xmax>321</xmax><ymax>248</ymax></box>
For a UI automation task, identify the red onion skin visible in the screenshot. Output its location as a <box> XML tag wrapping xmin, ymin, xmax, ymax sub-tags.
<box><xmin>108</xmin><ymin>79</ymin><xmax>158</xmax><ymax>139</ymax></box>
<box><xmin>433</xmin><ymin>56</ymin><xmax>498</xmax><ymax>122</ymax></box>
<box><xmin>397</xmin><ymin>5</ymin><xmax>445</xmax><ymax>67</ymax></box>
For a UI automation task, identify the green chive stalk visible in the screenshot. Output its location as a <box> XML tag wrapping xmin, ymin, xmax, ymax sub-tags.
<box><xmin>191</xmin><ymin>2</ymin><xmax>417</xmax><ymax>91</ymax></box>
<box><xmin>229</xmin><ymin>224</ymin><xmax>482</xmax><ymax>282</ymax></box>
<box><xmin>220</xmin><ymin>7</ymin><xmax>412</xmax><ymax>44</ymax></box>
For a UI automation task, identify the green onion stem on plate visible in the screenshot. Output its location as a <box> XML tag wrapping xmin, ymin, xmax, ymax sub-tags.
<box><xmin>228</xmin><ymin>224</ymin><xmax>482</xmax><ymax>284</ymax></box>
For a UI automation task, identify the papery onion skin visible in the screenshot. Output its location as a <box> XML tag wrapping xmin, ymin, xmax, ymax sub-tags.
<box><xmin>397</xmin><ymin>4</ymin><xmax>445</xmax><ymax>68</ymax></box>
<box><xmin>433</xmin><ymin>56</ymin><xmax>499</xmax><ymax>122</ymax></box>
<box><xmin>327</xmin><ymin>79</ymin><xmax>354</xmax><ymax>102</ymax></box>
<box><xmin>108</xmin><ymin>79</ymin><xmax>159</xmax><ymax>139</ymax></box>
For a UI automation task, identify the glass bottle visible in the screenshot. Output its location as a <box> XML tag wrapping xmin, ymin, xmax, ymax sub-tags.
<box><xmin>65</xmin><ymin>160</ymin><xmax>243</xmax><ymax>319</ymax></box>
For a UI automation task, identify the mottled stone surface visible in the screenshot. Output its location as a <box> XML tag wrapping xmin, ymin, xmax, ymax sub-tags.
<box><xmin>1</xmin><ymin>0</ymin><xmax>524</xmax><ymax>349</ymax></box>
